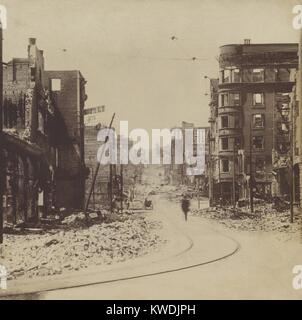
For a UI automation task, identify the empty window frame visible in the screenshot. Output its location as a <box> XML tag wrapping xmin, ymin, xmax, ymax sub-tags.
<box><xmin>233</xmin><ymin>69</ymin><xmax>241</xmax><ymax>82</ymax></box>
<box><xmin>221</xmin><ymin>68</ymin><xmax>241</xmax><ymax>83</ymax></box>
<box><xmin>253</xmin><ymin>93</ymin><xmax>264</xmax><ymax>106</ymax></box>
<box><xmin>252</xmin><ymin>68</ymin><xmax>264</xmax><ymax>82</ymax></box>
<box><xmin>221</xmin><ymin>137</ymin><xmax>229</xmax><ymax>150</ymax></box>
<box><xmin>221</xmin><ymin>116</ymin><xmax>229</xmax><ymax>128</ymax></box>
<box><xmin>221</xmin><ymin>159</ymin><xmax>230</xmax><ymax>173</ymax></box>
<box><xmin>221</xmin><ymin>69</ymin><xmax>231</xmax><ymax>83</ymax></box>
<box><xmin>221</xmin><ymin>93</ymin><xmax>229</xmax><ymax>107</ymax></box>
<box><xmin>229</xmin><ymin>93</ymin><xmax>241</xmax><ymax>106</ymax></box>
<box><xmin>255</xmin><ymin>157</ymin><xmax>266</xmax><ymax>173</ymax></box>
<box><xmin>276</xmin><ymin>68</ymin><xmax>290</xmax><ymax>82</ymax></box>
<box><xmin>253</xmin><ymin>114</ymin><xmax>265</xmax><ymax>128</ymax></box>
<box><xmin>51</xmin><ymin>79</ymin><xmax>61</xmax><ymax>91</ymax></box>
<box><xmin>252</xmin><ymin>136</ymin><xmax>264</xmax><ymax>150</ymax></box>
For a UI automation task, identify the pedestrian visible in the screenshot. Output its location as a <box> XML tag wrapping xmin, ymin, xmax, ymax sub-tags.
<box><xmin>181</xmin><ymin>194</ymin><xmax>190</xmax><ymax>221</ymax></box>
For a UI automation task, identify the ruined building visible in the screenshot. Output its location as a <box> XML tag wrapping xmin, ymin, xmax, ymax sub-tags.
<box><xmin>1</xmin><ymin>38</ymin><xmax>87</xmax><ymax>225</ymax></box>
<box><xmin>84</xmin><ymin>116</ymin><xmax>143</xmax><ymax>210</ymax></box>
<box><xmin>208</xmin><ymin>41</ymin><xmax>298</xmax><ymax>204</ymax></box>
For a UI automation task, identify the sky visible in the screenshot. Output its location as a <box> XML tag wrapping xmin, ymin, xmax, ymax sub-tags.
<box><xmin>1</xmin><ymin>0</ymin><xmax>300</xmax><ymax>133</ymax></box>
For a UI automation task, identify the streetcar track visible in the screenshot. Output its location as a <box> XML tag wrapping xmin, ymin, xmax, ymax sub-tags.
<box><xmin>1</xmin><ymin>199</ymin><xmax>240</xmax><ymax>299</ymax></box>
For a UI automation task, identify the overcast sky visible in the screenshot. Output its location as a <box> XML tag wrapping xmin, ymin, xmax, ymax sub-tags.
<box><xmin>1</xmin><ymin>0</ymin><xmax>300</xmax><ymax>132</ymax></box>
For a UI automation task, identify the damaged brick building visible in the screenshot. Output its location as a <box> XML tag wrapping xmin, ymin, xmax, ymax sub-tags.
<box><xmin>208</xmin><ymin>41</ymin><xmax>298</xmax><ymax>205</ymax></box>
<box><xmin>1</xmin><ymin>38</ymin><xmax>87</xmax><ymax>225</ymax></box>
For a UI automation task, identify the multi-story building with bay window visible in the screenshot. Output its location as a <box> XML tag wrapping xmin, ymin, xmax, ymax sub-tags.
<box><xmin>208</xmin><ymin>40</ymin><xmax>298</xmax><ymax>205</ymax></box>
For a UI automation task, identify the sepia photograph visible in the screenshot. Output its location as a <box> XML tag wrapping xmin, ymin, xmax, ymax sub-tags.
<box><xmin>0</xmin><ymin>0</ymin><xmax>301</xmax><ymax>304</ymax></box>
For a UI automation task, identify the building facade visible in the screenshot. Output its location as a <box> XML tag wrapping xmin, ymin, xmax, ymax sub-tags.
<box><xmin>44</xmin><ymin>70</ymin><xmax>88</xmax><ymax>209</ymax></box>
<box><xmin>165</xmin><ymin>122</ymin><xmax>209</xmax><ymax>190</ymax></box>
<box><xmin>84</xmin><ymin>109</ymin><xmax>143</xmax><ymax>210</ymax></box>
<box><xmin>209</xmin><ymin>41</ymin><xmax>298</xmax><ymax>205</ymax></box>
<box><xmin>1</xmin><ymin>38</ymin><xmax>87</xmax><ymax>225</ymax></box>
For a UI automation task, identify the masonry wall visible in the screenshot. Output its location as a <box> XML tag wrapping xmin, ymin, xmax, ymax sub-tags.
<box><xmin>44</xmin><ymin>70</ymin><xmax>86</xmax><ymax>209</ymax></box>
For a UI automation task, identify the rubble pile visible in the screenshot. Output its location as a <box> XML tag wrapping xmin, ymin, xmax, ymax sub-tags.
<box><xmin>0</xmin><ymin>214</ymin><xmax>165</xmax><ymax>280</ymax></box>
<box><xmin>191</xmin><ymin>205</ymin><xmax>301</xmax><ymax>236</ymax></box>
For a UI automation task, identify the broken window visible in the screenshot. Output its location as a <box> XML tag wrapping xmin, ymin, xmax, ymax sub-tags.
<box><xmin>253</xmin><ymin>114</ymin><xmax>265</xmax><ymax>128</ymax></box>
<box><xmin>265</xmin><ymin>69</ymin><xmax>277</xmax><ymax>82</ymax></box>
<box><xmin>229</xmin><ymin>93</ymin><xmax>240</xmax><ymax>106</ymax></box>
<box><xmin>51</xmin><ymin>79</ymin><xmax>61</xmax><ymax>91</ymax></box>
<box><xmin>221</xmin><ymin>93</ymin><xmax>229</xmax><ymax>107</ymax></box>
<box><xmin>221</xmin><ymin>137</ymin><xmax>229</xmax><ymax>150</ymax></box>
<box><xmin>255</xmin><ymin>157</ymin><xmax>265</xmax><ymax>172</ymax></box>
<box><xmin>253</xmin><ymin>93</ymin><xmax>264</xmax><ymax>106</ymax></box>
<box><xmin>222</xmin><ymin>159</ymin><xmax>229</xmax><ymax>172</ymax></box>
<box><xmin>221</xmin><ymin>68</ymin><xmax>241</xmax><ymax>83</ymax></box>
<box><xmin>276</xmin><ymin>69</ymin><xmax>290</xmax><ymax>82</ymax></box>
<box><xmin>221</xmin><ymin>116</ymin><xmax>228</xmax><ymax>128</ymax></box>
<box><xmin>252</xmin><ymin>68</ymin><xmax>264</xmax><ymax>82</ymax></box>
<box><xmin>221</xmin><ymin>69</ymin><xmax>231</xmax><ymax>83</ymax></box>
<box><xmin>233</xmin><ymin>69</ymin><xmax>241</xmax><ymax>82</ymax></box>
<box><xmin>252</xmin><ymin>136</ymin><xmax>264</xmax><ymax>150</ymax></box>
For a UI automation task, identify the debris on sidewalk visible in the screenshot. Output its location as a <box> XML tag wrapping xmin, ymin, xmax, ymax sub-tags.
<box><xmin>0</xmin><ymin>213</ymin><xmax>166</xmax><ymax>281</ymax></box>
<box><xmin>191</xmin><ymin>204</ymin><xmax>301</xmax><ymax>239</ymax></box>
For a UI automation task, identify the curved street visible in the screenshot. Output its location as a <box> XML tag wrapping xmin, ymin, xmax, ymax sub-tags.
<box><xmin>3</xmin><ymin>196</ymin><xmax>301</xmax><ymax>300</ymax></box>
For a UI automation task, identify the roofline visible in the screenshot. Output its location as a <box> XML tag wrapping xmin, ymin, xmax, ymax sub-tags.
<box><xmin>219</xmin><ymin>43</ymin><xmax>298</xmax><ymax>49</ymax></box>
<box><xmin>45</xmin><ymin>70</ymin><xmax>86</xmax><ymax>80</ymax></box>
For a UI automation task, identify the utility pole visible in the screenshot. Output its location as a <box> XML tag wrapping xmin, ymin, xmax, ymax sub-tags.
<box><xmin>208</xmin><ymin>131</ymin><xmax>213</xmax><ymax>207</ymax></box>
<box><xmin>290</xmin><ymin>96</ymin><xmax>294</xmax><ymax>223</ymax></box>
<box><xmin>233</xmin><ymin>140</ymin><xmax>236</xmax><ymax>209</ymax></box>
<box><xmin>120</xmin><ymin>164</ymin><xmax>123</xmax><ymax>213</ymax></box>
<box><xmin>218</xmin><ymin>156</ymin><xmax>222</xmax><ymax>201</ymax></box>
<box><xmin>109</xmin><ymin>164</ymin><xmax>113</xmax><ymax>213</ymax></box>
<box><xmin>298</xmin><ymin>27</ymin><xmax>302</xmax><ymax>219</ymax></box>
<box><xmin>84</xmin><ymin>113</ymin><xmax>115</xmax><ymax>216</ymax></box>
<box><xmin>249</xmin><ymin>120</ymin><xmax>254</xmax><ymax>213</ymax></box>
<box><xmin>0</xmin><ymin>21</ymin><xmax>3</xmax><ymax>244</ymax></box>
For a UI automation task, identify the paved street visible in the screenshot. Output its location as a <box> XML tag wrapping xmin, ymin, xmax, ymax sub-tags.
<box><xmin>6</xmin><ymin>196</ymin><xmax>300</xmax><ymax>300</ymax></box>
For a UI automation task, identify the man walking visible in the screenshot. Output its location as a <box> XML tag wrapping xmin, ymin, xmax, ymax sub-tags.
<box><xmin>181</xmin><ymin>194</ymin><xmax>190</xmax><ymax>221</ymax></box>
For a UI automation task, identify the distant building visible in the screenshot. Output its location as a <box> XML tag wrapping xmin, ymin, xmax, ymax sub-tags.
<box><xmin>84</xmin><ymin>110</ymin><xmax>142</xmax><ymax>209</ymax></box>
<box><xmin>165</xmin><ymin>122</ymin><xmax>209</xmax><ymax>189</ymax></box>
<box><xmin>208</xmin><ymin>41</ymin><xmax>298</xmax><ymax>204</ymax></box>
<box><xmin>84</xmin><ymin>105</ymin><xmax>106</xmax><ymax>127</ymax></box>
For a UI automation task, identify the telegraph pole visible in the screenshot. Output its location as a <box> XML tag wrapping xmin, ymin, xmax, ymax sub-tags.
<box><xmin>84</xmin><ymin>113</ymin><xmax>115</xmax><ymax>216</ymax></box>
<box><xmin>298</xmin><ymin>27</ymin><xmax>302</xmax><ymax>219</ymax></box>
<box><xmin>233</xmin><ymin>140</ymin><xmax>236</xmax><ymax>209</ymax></box>
<box><xmin>208</xmin><ymin>131</ymin><xmax>213</xmax><ymax>206</ymax></box>
<box><xmin>249</xmin><ymin>120</ymin><xmax>254</xmax><ymax>213</ymax></box>
<box><xmin>120</xmin><ymin>164</ymin><xmax>123</xmax><ymax>213</ymax></box>
<box><xmin>290</xmin><ymin>96</ymin><xmax>294</xmax><ymax>223</ymax></box>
